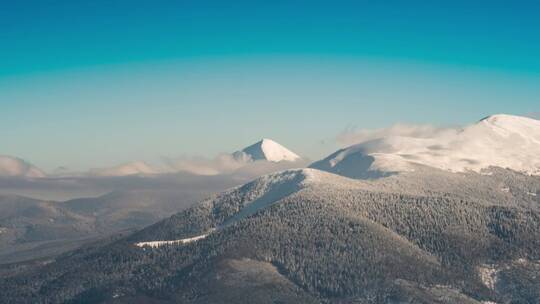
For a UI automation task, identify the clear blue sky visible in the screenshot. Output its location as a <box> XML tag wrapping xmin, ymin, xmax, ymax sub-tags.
<box><xmin>1</xmin><ymin>0</ymin><xmax>539</xmax><ymax>171</ymax></box>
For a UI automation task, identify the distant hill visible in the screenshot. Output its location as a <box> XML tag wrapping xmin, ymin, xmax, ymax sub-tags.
<box><xmin>0</xmin><ymin>188</ymin><xmax>218</xmax><ymax>264</ymax></box>
<box><xmin>88</xmin><ymin>161</ymin><xmax>160</xmax><ymax>177</ymax></box>
<box><xmin>0</xmin><ymin>156</ymin><xmax>45</xmax><ymax>178</ymax></box>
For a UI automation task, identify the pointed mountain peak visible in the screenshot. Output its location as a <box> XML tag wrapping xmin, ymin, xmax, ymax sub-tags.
<box><xmin>233</xmin><ymin>139</ymin><xmax>300</xmax><ymax>162</ymax></box>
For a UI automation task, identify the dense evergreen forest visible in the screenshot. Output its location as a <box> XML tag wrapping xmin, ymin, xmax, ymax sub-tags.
<box><xmin>1</xmin><ymin>168</ymin><xmax>539</xmax><ymax>303</ymax></box>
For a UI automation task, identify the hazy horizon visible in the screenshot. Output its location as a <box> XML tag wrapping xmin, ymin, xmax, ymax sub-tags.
<box><xmin>2</xmin><ymin>1</ymin><xmax>539</xmax><ymax>171</ymax></box>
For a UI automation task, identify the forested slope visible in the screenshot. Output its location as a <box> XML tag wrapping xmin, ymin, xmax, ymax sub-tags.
<box><xmin>1</xmin><ymin>168</ymin><xmax>539</xmax><ymax>303</ymax></box>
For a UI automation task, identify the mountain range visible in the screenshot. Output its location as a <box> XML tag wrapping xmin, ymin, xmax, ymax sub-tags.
<box><xmin>0</xmin><ymin>114</ymin><xmax>539</xmax><ymax>303</ymax></box>
<box><xmin>1</xmin><ymin>138</ymin><xmax>303</xmax><ymax>179</ymax></box>
<box><xmin>0</xmin><ymin>189</ymin><xmax>215</xmax><ymax>264</ymax></box>
<box><xmin>0</xmin><ymin>139</ymin><xmax>303</xmax><ymax>263</ymax></box>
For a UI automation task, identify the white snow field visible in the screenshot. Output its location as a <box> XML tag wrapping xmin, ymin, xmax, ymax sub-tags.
<box><xmin>311</xmin><ymin>114</ymin><xmax>540</xmax><ymax>178</ymax></box>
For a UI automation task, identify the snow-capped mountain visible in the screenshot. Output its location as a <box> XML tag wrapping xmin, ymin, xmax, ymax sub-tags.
<box><xmin>82</xmin><ymin>139</ymin><xmax>301</xmax><ymax>178</ymax></box>
<box><xmin>160</xmin><ymin>139</ymin><xmax>304</xmax><ymax>177</ymax></box>
<box><xmin>0</xmin><ymin>155</ymin><xmax>46</xmax><ymax>178</ymax></box>
<box><xmin>232</xmin><ymin>138</ymin><xmax>301</xmax><ymax>162</ymax></box>
<box><xmin>311</xmin><ymin>114</ymin><xmax>540</xmax><ymax>178</ymax></box>
<box><xmin>4</xmin><ymin>117</ymin><xmax>540</xmax><ymax>303</ymax></box>
<box><xmin>88</xmin><ymin>161</ymin><xmax>160</xmax><ymax>177</ymax></box>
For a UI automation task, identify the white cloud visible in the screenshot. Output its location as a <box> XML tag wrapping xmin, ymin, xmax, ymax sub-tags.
<box><xmin>0</xmin><ymin>155</ymin><xmax>46</xmax><ymax>178</ymax></box>
<box><xmin>336</xmin><ymin>123</ymin><xmax>457</xmax><ymax>146</ymax></box>
<box><xmin>161</xmin><ymin>154</ymin><xmax>309</xmax><ymax>177</ymax></box>
<box><xmin>161</xmin><ymin>154</ymin><xmax>245</xmax><ymax>176</ymax></box>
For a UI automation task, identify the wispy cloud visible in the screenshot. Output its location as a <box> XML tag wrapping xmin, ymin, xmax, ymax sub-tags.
<box><xmin>161</xmin><ymin>154</ymin><xmax>309</xmax><ymax>177</ymax></box>
<box><xmin>161</xmin><ymin>154</ymin><xmax>246</xmax><ymax>176</ymax></box>
<box><xmin>336</xmin><ymin>123</ymin><xmax>457</xmax><ymax>146</ymax></box>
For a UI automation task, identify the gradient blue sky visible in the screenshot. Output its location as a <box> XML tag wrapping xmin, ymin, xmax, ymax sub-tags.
<box><xmin>1</xmin><ymin>1</ymin><xmax>539</xmax><ymax>171</ymax></box>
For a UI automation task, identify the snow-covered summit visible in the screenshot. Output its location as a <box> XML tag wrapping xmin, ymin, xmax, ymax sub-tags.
<box><xmin>233</xmin><ymin>138</ymin><xmax>301</xmax><ymax>162</ymax></box>
<box><xmin>0</xmin><ymin>155</ymin><xmax>46</xmax><ymax>178</ymax></box>
<box><xmin>311</xmin><ymin>114</ymin><xmax>540</xmax><ymax>178</ymax></box>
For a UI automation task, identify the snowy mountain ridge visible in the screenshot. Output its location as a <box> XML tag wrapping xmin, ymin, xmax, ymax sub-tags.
<box><xmin>311</xmin><ymin>114</ymin><xmax>540</xmax><ymax>178</ymax></box>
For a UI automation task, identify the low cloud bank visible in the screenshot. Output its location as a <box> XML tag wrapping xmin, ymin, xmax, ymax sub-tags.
<box><xmin>162</xmin><ymin>154</ymin><xmax>245</xmax><ymax>176</ymax></box>
<box><xmin>0</xmin><ymin>157</ymin><xmax>310</xmax><ymax>201</ymax></box>
<box><xmin>162</xmin><ymin>154</ymin><xmax>309</xmax><ymax>177</ymax></box>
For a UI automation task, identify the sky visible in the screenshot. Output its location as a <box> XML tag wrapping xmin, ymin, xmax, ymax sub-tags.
<box><xmin>1</xmin><ymin>0</ymin><xmax>539</xmax><ymax>171</ymax></box>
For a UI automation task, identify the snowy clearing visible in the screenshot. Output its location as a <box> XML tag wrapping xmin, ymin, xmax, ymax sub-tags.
<box><xmin>135</xmin><ymin>233</ymin><xmax>209</xmax><ymax>248</ymax></box>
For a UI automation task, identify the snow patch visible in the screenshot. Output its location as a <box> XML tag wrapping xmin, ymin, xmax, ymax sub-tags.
<box><xmin>135</xmin><ymin>233</ymin><xmax>210</xmax><ymax>248</ymax></box>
